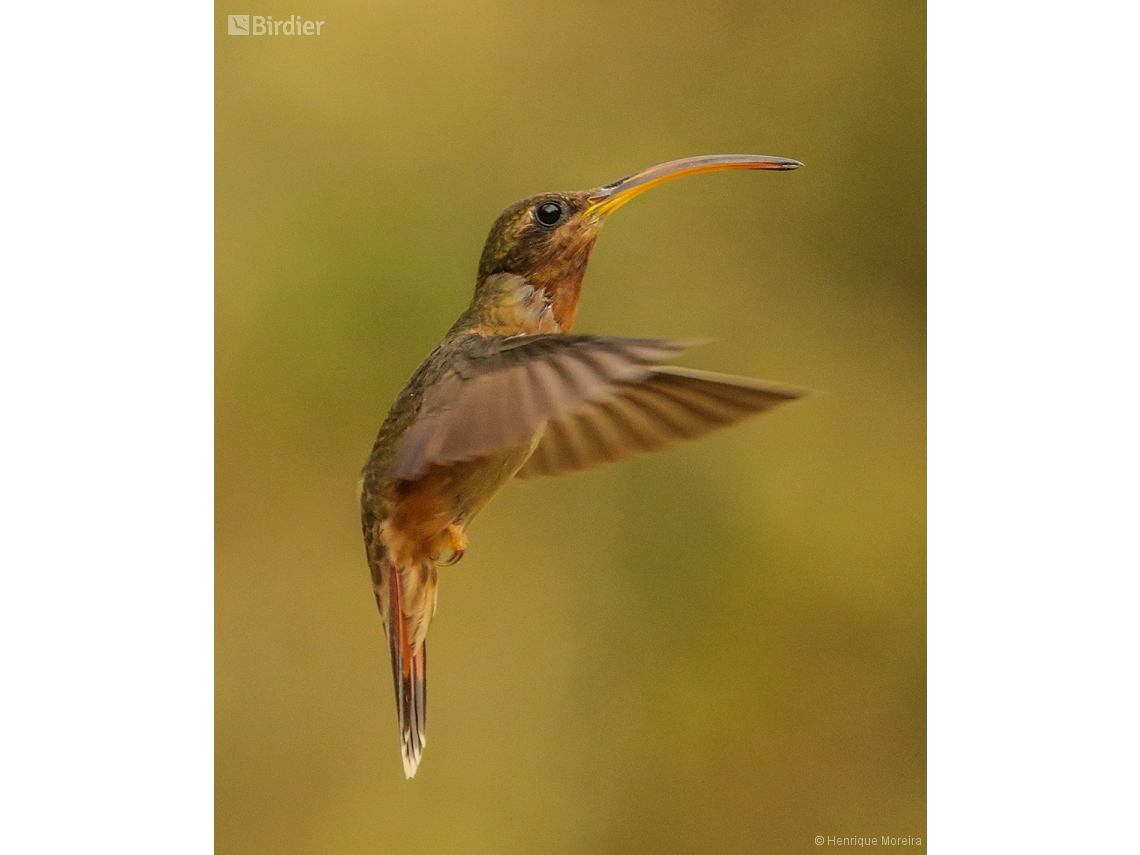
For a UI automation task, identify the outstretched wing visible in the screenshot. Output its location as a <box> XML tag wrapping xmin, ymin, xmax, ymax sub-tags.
<box><xmin>387</xmin><ymin>335</ymin><xmax>693</xmax><ymax>481</ymax></box>
<box><xmin>516</xmin><ymin>366</ymin><xmax>806</xmax><ymax>478</ymax></box>
<box><xmin>387</xmin><ymin>333</ymin><xmax>807</xmax><ymax>483</ymax></box>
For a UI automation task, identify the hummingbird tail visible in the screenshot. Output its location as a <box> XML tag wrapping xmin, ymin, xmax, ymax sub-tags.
<box><xmin>383</xmin><ymin>566</ymin><xmax>427</xmax><ymax>778</ymax></box>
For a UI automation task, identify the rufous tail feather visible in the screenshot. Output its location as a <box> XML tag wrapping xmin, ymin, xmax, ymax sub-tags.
<box><xmin>383</xmin><ymin>568</ymin><xmax>426</xmax><ymax>778</ymax></box>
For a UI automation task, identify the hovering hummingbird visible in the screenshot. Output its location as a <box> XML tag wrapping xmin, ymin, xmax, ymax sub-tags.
<box><xmin>360</xmin><ymin>154</ymin><xmax>805</xmax><ymax>777</ymax></box>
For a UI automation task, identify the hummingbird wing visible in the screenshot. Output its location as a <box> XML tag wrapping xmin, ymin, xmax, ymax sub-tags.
<box><xmin>387</xmin><ymin>335</ymin><xmax>693</xmax><ymax>481</ymax></box>
<box><xmin>515</xmin><ymin>366</ymin><xmax>805</xmax><ymax>479</ymax></box>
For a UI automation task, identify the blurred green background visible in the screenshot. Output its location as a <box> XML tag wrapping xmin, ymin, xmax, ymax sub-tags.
<box><xmin>216</xmin><ymin>2</ymin><xmax>925</xmax><ymax>852</ymax></box>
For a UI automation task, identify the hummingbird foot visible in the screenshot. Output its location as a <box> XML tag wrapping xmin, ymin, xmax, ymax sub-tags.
<box><xmin>436</xmin><ymin>523</ymin><xmax>468</xmax><ymax>566</ymax></box>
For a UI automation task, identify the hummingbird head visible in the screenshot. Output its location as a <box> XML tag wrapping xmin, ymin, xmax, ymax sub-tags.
<box><xmin>474</xmin><ymin>154</ymin><xmax>803</xmax><ymax>331</ymax></box>
<box><xmin>475</xmin><ymin>190</ymin><xmax>602</xmax><ymax>330</ymax></box>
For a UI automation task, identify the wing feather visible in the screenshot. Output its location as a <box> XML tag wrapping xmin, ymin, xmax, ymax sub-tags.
<box><xmin>516</xmin><ymin>366</ymin><xmax>807</xmax><ymax>478</ymax></box>
<box><xmin>387</xmin><ymin>335</ymin><xmax>693</xmax><ymax>480</ymax></box>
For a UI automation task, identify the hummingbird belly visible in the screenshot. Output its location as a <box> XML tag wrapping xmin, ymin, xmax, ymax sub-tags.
<box><xmin>380</xmin><ymin>438</ymin><xmax>537</xmax><ymax>568</ymax></box>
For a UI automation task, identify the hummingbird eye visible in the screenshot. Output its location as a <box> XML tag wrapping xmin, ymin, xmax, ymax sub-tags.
<box><xmin>533</xmin><ymin>200</ymin><xmax>567</xmax><ymax>228</ymax></box>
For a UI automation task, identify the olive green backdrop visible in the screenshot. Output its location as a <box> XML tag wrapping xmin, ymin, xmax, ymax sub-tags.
<box><xmin>216</xmin><ymin>2</ymin><xmax>925</xmax><ymax>852</ymax></box>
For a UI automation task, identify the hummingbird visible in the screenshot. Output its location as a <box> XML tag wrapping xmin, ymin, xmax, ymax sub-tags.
<box><xmin>360</xmin><ymin>154</ymin><xmax>805</xmax><ymax>777</ymax></box>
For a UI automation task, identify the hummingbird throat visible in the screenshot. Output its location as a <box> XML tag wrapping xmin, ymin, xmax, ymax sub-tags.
<box><xmin>468</xmin><ymin>271</ymin><xmax>584</xmax><ymax>335</ymax></box>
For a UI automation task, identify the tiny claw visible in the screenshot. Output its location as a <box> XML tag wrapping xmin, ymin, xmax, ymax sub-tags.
<box><xmin>438</xmin><ymin>548</ymin><xmax>464</xmax><ymax>567</ymax></box>
<box><xmin>436</xmin><ymin>523</ymin><xmax>468</xmax><ymax>566</ymax></box>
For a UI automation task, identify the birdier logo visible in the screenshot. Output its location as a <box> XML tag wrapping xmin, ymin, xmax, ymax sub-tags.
<box><xmin>228</xmin><ymin>14</ymin><xmax>325</xmax><ymax>35</ymax></box>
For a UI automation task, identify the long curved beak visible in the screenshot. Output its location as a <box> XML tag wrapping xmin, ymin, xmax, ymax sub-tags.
<box><xmin>586</xmin><ymin>154</ymin><xmax>802</xmax><ymax>219</ymax></box>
